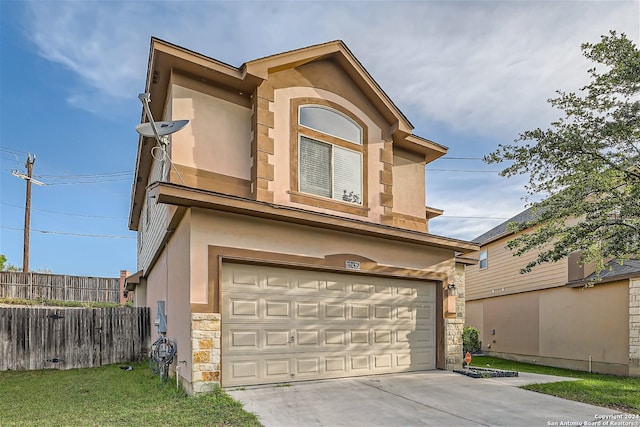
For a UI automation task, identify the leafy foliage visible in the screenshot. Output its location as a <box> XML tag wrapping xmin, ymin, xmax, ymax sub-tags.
<box><xmin>463</xmin><ymin>326</ymin><xmax>482</xmax><ymax>354</ymax></box>
<box><xmin>486</xmin><ymin>31</ymin><xmax>640</xmax><ymax>273</ymax></box>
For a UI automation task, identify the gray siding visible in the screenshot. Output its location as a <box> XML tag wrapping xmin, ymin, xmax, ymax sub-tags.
<box><xmin>138</xmin><ymin>157</ymin><xmax>169</xmax><ymax>272</ymax></box>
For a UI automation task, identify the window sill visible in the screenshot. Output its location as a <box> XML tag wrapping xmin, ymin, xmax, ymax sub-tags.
<box><xmin>288</xmin><ymin>191</ymin><xmax>370</xmax><ymax>217</ymax></box>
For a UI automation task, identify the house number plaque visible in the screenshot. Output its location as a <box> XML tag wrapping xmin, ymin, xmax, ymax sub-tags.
<box><xmin>345</xmin><ymin>260</ymin><xmax>361</xmax><ymax>270</ymax></box>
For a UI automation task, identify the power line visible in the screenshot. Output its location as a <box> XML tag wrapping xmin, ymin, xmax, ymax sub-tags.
<box><xmin>34</xmin><ymin>171</ymin><xmax>133</xmax><ymax>178</ymax></box>
<box><xmin>0</xmin><ymin>147</ymin><xmax>29</xmax><ymax>156</ymax></box>
<box><xmin>428</xmin><ymin>169</ymin><xmax>501</xmax><ymax>173</ymax></box>
<box><xmin>30</xmin><ymin>170</ymin><xmax>133</xmax><ymax>186</ymax></box>
<box><xmin>441</xmin><ymin>157</ymin><xmax>484</xmax><ymax>160</ymax></box>
<box><xmin>44</xmin><ymin>177</ymin><xmax>131</xmax><ymax>185</ymax></box>
<box><xmin>1</xmin><ymin>202</ymin><xmax>126</xmax><ymax>219</ymax></box>
<box><xmin>439</xmin><ymin>215</ymin><xmax>509</xmax><ymax>220</ymax></box>
<box><xmin>1</xmin><ymin>226</ymin><xmax>135</xmax><ymax>239</ymax></box>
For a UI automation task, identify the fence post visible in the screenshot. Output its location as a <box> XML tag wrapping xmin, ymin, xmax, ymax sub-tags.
<box><xmin>28</xmin><ymin>272</ymin><xmax>33</xmax><ymax>300</ymax></box>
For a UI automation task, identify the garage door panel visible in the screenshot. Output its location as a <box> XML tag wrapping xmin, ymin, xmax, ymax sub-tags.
<box><xmin>228</xmin><ymin>330</ymin><xmax>259</xmax><ymax>349</ymax></box>
<box><xmin>265</xmin><ymin>359</ymin><xmax>291</xmax><ymax>377</ymax></box>
<box><xmin>265</xmin><ymin>330</ymin><xmax>292</xmax><ymax>347</ymax></box>
<box><xmin>350</xmin><ymin>304</ymin><xmax>370</xmax><ymax>319</ymax></box>
<box><xmin>374</xmin><ymin>285</ymin><xmax>393</xmax><ymax>295</ymax></box>
<box><xmin>230</xmin><ymin>360</ymin><xmax>259</xmax><ymax>380</ymax></box>
<box><xmin>296</xmin><ymin>302</ymin><xmax>320</xmax><ymax>318</ymax></box>
<box><xmin>266</xmin><ymin>273</ymin><xmax>291</xmax><ymax>289</ymax></box>
<box><xmin>351</xmin><ymin>355</ymin><xmax>370</xmax><ymax>370</ymax></box>
<box><xmin>350</xmin><ymin>330</ymin><xmax>369</xmax><ymax>344</ymax></box>
<box><xmin>374</xmin><ymin>329</ymin><xmax>392</xmax><ymax>344</ymax></box>
<box><xmin>265</xmin><ymin>300</ymin><xmax>290</xmax><ymax>318</ymax></box>
<box><xmin>352</xmin><ymin>283</ymin><xmax>372</xmax><ymax>293</ymax></box>
<box><xmin>221</xmin><ymin>263</ymin><xmax>436</xmax><ymax>387</ymax></box>
<box><xmin>231</xmin><ymin>269</ymin><xmax>260</xmax><ymax>287</ymax></box>
<box><xmin>325</xmin><ymin>303</ymin><xmax>346</xmax><ymax>319</ymax></box>
<box><xmin>325</xmin><ymin>330</ymin><xmax>347</xmax><ymax>345</ymax></box>
<box><xmin>374</xmin><ymin>305</ymin><xmax>392</xmax><ymax>319</ymax></box>
<box><xmin>326</xmin><ymin>281</ymin><xmax>347</xmax><ymax>293</ymax></box>
<box><xmin>297</xmin><ymin>357</ymin><xmax>321</xmax><ymax>374</ymax></box>
<box><xmin>230</xmin><ymin>299</ymin><xmax>259</xmax><ymax>318</ymax></box>
<box><xmin>296</xmin><ymin>278</ymin><xmax>322</xmax><ymax>290</ymax></box>
<box><xmin>373</xmin><ymin>353</ymin><xmax>393</xmax><ymax>369</ymax></box>
<box><xmin>297</xmin><ymin>330</ymin><xmax>320</xmax><ymax>345</ymax></box>
<box><xmin>417</xmin><ymin>305</ymin><xmax>434</xmax><ymax>320</ymax></box>
<box><xmin>325</xmin><ymin>356</ymin><xmax>347</xmax><ymax>372</ymax></box>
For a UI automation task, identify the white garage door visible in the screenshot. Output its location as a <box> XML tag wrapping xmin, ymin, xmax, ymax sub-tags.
<box><xmin>221</xmin><ymin>263</ymin><xmax>436</xmax><ymax>387</ymax></box>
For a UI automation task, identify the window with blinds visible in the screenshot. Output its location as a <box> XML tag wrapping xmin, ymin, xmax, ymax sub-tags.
<box><xmin>298</xmin><ymin>105</ymin><xmax>363</xmax><ymax>205</ymax></box>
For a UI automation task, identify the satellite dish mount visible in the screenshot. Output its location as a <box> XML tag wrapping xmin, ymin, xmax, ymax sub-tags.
<box><xmin>136</xmin><ymin>93</ymin><xmax>190</xmax><ymax>183</ymax></box>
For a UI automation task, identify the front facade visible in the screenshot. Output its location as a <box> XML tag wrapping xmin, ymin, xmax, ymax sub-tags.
<box><xmin>465</xmin><ymin>208</ymin><xmax>640</xmax><ymax>377</ymax></box>
<box><xmin>128</xmin><ymin>38</ymin><xmax>477</xmax><ymax>393</ymax></box>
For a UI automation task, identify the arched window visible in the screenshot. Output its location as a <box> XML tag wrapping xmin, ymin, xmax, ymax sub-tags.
<box><xmin>296</xmin><ymin>104</ymin><xmax>364</xmax><ymax>205</ymax></box>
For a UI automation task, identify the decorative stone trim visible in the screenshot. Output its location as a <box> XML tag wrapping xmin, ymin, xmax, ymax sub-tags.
<box><xmin>251</xmin><ymin>83</ymin><xmax>275</xmax><ymax>202</ymax></box>
<box><xmin>191</xmin><ymin>313</ymin><xmax>221</xmax><ymax>393</ymax></box>
<box><xmin>379</xmin><ymin>142</ymin><xmax>394</xmax><ymax>225</ymax></box>
<box><xmin>445</xmin><ymin>262</ymin><xmax>466</xmax><ymax>370</ymax></box>
<box><xmin>630</xmin><ymin>279</ymin><xmax>640</xmax><ymax>376</ymax></box>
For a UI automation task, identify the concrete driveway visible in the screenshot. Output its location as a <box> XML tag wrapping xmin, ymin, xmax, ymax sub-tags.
<box><xmin>228</xmin><ymin>371</ymin><xmax>638</xmax><ymax>427</ymax></box>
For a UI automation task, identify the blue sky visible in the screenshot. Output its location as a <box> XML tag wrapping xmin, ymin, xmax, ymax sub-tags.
<box><xmin>0</xmin><ymin>0</ymin><xmax>638</xmax><ymax>277</ymax></box>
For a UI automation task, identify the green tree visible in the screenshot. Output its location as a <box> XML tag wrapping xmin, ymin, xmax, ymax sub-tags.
<box><xmin>463</xmin><ymin>326</ymin><xmax>482</xmax><ymax>354</ymax></box>
<box><xmin>486</xmin><ymin>31</ymin><xmax>640</xmax><ymax>274</ymax></box>
<box><xmin>0</xmin><ymin>254</ymin><xmax>21</xmax><ymax>272</ymax></box>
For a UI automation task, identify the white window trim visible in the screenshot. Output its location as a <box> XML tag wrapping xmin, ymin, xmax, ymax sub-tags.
<box><xmin>297</xmin><ymin>135</ymin><xmax>363</xmax><ymax>205</ymax></box>
<box><xmin>298</xmin><ymin>105</ymin><xmax>363</xmax><ymax>145</ymax></box>
<box><xmin>479</xmin><ymin>250</ymin><xmax>488</xmax><ymax>269</ymax></box>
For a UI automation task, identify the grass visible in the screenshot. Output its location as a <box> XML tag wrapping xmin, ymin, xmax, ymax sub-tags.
<box><xmin>0</xmin><ymin>361</ymin><xmax>262</xmax><ymax>427</ymax></box>
<box><xmin>471</xmin><ymin>355</ymin><xmax>640</xmax><ymax>415</ymax></box>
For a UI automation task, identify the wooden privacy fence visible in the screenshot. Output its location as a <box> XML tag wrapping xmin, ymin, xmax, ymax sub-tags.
<box><xmin>0</xmin><ymin>306</ymin><xmax>150</xmax><ymax>371</ymax></box>
<box><xmin>0</xmin><ymin>271</ymin><xmax>120</xmax><ymax>303</ymax></box>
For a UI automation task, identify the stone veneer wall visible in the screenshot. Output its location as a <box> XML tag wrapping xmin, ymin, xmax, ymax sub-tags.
<box><xmin>631</xmin><ymin>279</ymin><xmax>640</xmax><ymax>377</ymax></box>
<box><xmin>445</xmin><ymin>262</ymin><xmax>466</xmax><ymax>370</ymax></box>
<box><xmin>190</xmin><ymin>313</ymin><xmax>222</xmax><ymax>394</ymax></box>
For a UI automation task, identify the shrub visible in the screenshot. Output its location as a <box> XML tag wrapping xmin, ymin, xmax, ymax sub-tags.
<box><xmin>463</xmin><ymin>326</ymin><xmax>482</xmax><ymax>354</ymax></box>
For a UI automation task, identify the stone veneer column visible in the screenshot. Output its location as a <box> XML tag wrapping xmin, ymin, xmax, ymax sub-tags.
<box><xmin>630</xmin><ymin>279</ymin><xmax>640</xmax><ymax>376</ymax></box>
<box><xmin>191</xmin><ymin>313</ymin><xmax>221</xmax><ymax>393</ymax></box>
<box><xmin>445</xmin><ymin>262</ymin><xmax>466</xmax><ymax>370</ymax></box>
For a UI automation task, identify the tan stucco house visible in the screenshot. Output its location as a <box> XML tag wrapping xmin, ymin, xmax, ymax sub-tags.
<box><xmin>126</xmin><ymin>38</ymin><xmax>477</xmax><ymax>393</ymax></box>
<box><xmin>465</xmin><ymin>207</ymin><xmax>640</xmax><ymax>376</ymax></box>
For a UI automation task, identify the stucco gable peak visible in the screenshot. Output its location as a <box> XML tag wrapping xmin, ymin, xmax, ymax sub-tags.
<box><xmin>244</xmin><ymin>40</ymin><xmax>413</xmax><ymax>132</ymax></box>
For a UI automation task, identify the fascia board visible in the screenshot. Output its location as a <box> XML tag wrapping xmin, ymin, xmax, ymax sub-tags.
<box><xmin>148</xmin><ymin>182</ymin><xmax>479</xmax><ymax>253</ymax></box>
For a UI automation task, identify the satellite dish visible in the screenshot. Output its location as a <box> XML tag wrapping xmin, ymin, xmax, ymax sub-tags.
<box><xmin>136</xmin><ymin>119</ymin><xmax>189</xmax><ymax>137</ymax></box>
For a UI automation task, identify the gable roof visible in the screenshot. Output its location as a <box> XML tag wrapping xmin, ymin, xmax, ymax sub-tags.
<box><xmin>472</xmin><ymin>207</ymin><xmax>534</xmax><ymax>245</ymax></box>
<box><xmin>129</xmin><ymin>38</ymin><xmax>444</xmax><ymax>230</ymax></box>
<box><xmin>567</xmin><ymin>259</ymin><xmax>640</xmax><ymax>287</ymax></box>
<box><xmin>244</xmin><ymin>40</ymin><xmax>414</xmax><ymax>132</ymax></box>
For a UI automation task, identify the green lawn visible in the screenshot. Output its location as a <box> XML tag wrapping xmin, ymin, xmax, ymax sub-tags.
<box><xmin>0</xmin><ymin>361</ymin><xmax>262</xmax><ymax>427</ymax></box>
<box><xmin>3</xmin><ymin>356</ymin><xmax>639</xmax><ymax>425</ymax></box>
<box><xmin>471</xmin><ymin>355</ymin><xmax>640</xmax><ymax>415</ymax></box>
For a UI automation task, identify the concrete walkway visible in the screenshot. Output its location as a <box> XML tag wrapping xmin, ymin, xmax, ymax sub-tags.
<box><xmin>228</xmin><ymin>371</ymin><xmax>639</xmax><ymax>427</ymax></box>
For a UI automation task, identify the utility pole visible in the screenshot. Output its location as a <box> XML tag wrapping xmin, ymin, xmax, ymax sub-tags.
<box><xmin>12</xmin><ymin>155</ymin><xmax>43</xmax><ymax>272</ymax></box>
<box><xmin>22</xmin><ymin>154</ymin><xmax>35</xmax><ymax>273</ymax></box>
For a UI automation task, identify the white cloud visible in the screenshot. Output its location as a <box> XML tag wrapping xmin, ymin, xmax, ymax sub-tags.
<box><xmin>427</xmin><ymin>172</ymin><xmax>530</xmax><ymax>240</ymax></box>
<box><xmin>19</xmin><ymin>0</ymin><xmax>640</xmax><ymax>241</ymax></box>
<box><xmin>23</xmin><ymin>1</ymin><xmax>638</xmax><ymax>134</ymax></box>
